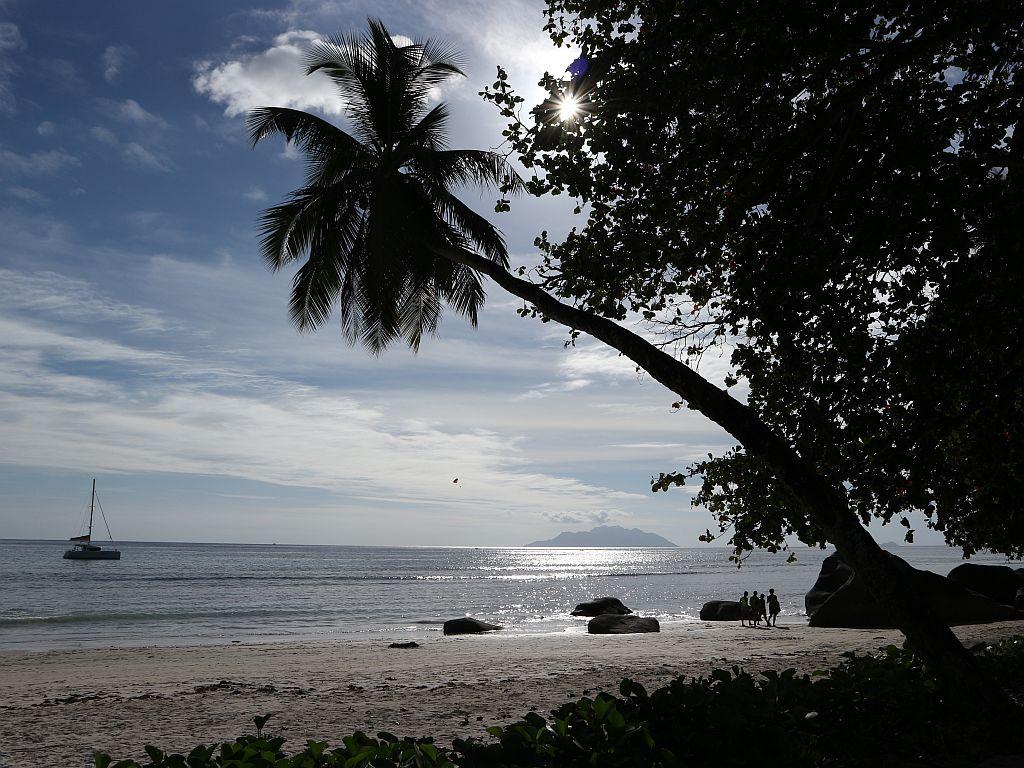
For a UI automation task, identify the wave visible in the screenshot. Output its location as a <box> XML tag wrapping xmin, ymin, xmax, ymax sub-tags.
<box><xmin>0</xmin><ymin>607</ymin><xmax>349</xmax><ymax>626</ymax></box>
<box><xmin>49</xmin><ymin>569</ymin><xmax>716</xmax><ymax>585</ymax></box>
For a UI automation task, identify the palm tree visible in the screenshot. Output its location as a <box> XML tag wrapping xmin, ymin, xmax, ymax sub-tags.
<box><xmin>250</xmin><ymin>19</ymin><xmax>1015</xmax><ymax>721</ymax></box>
<box><xmin>248</xmin><ymin>19</ymin><xmax>523</xmax><ymax>353</ymax></box>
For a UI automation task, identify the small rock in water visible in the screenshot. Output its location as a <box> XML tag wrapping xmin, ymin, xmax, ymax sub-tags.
<box><xmin>388</xmin><ymin>641</ymin><xmax>420</xmax><ymax>649</ymax></box>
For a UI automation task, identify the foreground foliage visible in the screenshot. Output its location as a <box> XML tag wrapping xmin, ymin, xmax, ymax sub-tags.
<box><xmin>94</xmin><ymin>637</ymin><xmax>1024</xmax><ymax>768</ymax></box>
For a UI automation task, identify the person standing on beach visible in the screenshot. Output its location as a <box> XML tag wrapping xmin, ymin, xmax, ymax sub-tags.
<box><xmin>739</xmin><ymin>591</ymin><xmax>750</xmax><ymax>627</ymax></box>
<box><xmin>767</xmin><ymin>589</ymin><xmax>781</xmax><ymax>627</ymax></box>
<box><xmin>750</xmin><ymin>591</ymin><xmax>762</xmax><ymax>627</ymax></box>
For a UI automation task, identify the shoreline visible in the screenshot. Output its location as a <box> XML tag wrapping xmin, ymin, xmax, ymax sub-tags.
<box><xmin>2</xmin><ymin>619</ymin><xmax>1022</xmax><ymax>767</ymax></box>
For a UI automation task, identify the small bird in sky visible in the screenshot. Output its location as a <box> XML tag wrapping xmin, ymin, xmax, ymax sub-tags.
<box><xmin>452</xmin><ymin>478</ymin><xmax>459</xmax><ymax>484</ymax></box>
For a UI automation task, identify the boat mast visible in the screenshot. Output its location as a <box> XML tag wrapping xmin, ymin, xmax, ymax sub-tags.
<box><xmin>88</xmin><ymin>478</ymin><xmax>96</xmax><ymax>542</ymax></box>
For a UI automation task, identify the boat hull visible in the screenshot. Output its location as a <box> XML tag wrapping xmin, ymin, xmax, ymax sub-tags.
<box><xmin>63</xmin><ymin>549</ymin><xmax>121</xmax><ymax>560</ymax></box>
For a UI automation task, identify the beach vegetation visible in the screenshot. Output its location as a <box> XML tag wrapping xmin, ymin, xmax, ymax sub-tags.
<box><xmin>92</xmin><ymin>636</ymin><xmax>1024</xmax><ymax>768</ymax></box>
<box><xmin>248</xmin><ymin>5</ymin><xmax>1023</xmax><ymax>720</ymax></box>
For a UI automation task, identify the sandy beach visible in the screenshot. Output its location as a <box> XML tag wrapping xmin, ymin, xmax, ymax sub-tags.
<box><xmin>2</xmin><ymin>619</ymin><xmax>1022</xmax><ymax>767</ymax></box>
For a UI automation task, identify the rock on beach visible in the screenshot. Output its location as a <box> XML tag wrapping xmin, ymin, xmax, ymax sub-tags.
<box><xmin>806</xmin><ymin>553</ymin><xmax>1017</xmax><ymax>628</ymax></box>
<box><xmin>699</xmin><ymin>600</ymin><xmax>741</xmax><ymax>621</ymax></box>
<box><xmin>587</xmin><ymin>614</ymin><xmax>660</xmax><ymax>634</ymax></box>
<box><xmin>442</xmin><ymin>617</ymin><xmax>503</xmax><ymax>635</ymax></box>
<box><xmin>570</xmin><ymin>597</ymin><xmax>632</xmax><ymax>617</ymax></box>
<box><xmin>947</xmin><ymin>563</ymin><xmax>1024</xmax><ymax>607</ymax></box>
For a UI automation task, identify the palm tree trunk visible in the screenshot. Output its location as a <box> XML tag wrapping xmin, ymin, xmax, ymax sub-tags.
<box><xmin>442</xmin><ymin>246</ymin><xmax>1019</xmax><ymax>725</ymax></box>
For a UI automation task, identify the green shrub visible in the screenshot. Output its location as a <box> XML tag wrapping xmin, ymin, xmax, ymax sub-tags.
<box><xmin>93</xmin><ymin>729</ymin><xmax>455</xmax><ymax>768</ymax></box>
<box><xmin>94</xmin><ymin>638</ymin><xmax>1024</xmax><ymax>768</ymax></box>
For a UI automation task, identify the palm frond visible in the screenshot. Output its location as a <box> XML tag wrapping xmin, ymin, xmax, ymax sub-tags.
<box><xmin>420</xmin><ymin>182</ymin><xmax>509</xmax><ymax>266</ymax></box>
<box><xmin>398</xmin><ymin>103</ymin><xmax>451</xmax><ymax>155</ymax></box>
<box><xmin>247</xmin><ymin>107</ymin><xmax>362</xmax><ymax>156</ymax></box>
<box><xmin>396</xmin><ymin>271</ymin><xmax>444</xmax><ymax>351</ymax></box>
<box><xmin>257</xmin><ymin>193</ymin><xmax>319</xmax><ymax>271</ymax></box>
<box><xmin>411</xmin><ymin>148</ymin><xmax>525</xmax><ymax>194</ymax></box>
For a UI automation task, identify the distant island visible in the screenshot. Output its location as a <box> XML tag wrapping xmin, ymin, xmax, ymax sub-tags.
<box><xmin>527</xmin><ymin>525</ymin><xmax>678</xmax><ymax>548</ymax></box>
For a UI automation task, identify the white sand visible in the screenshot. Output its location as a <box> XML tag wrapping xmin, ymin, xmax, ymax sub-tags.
<box><xmin>2</xmin><ymin>620</ymin><xmax>1022</xmax><ymax>767</ymax></box>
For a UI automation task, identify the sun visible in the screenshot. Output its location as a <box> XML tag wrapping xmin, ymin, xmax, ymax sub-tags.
<box><xmin>557</xmin><ymin>92</ymin><xmax>581</xmax><ymax>122</ymax></box>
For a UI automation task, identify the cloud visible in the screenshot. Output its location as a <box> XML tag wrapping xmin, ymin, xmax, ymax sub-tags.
<box><xmin>36</xmin><ymin>120</ymin><xmax>56</xmax><ymax>136</ymax></box>
<box><xmin>108</xmin><ymin>97</ymin><xmax>168</xmax><ymax>127</ymax></box>
<box><xmin>87</xmin><ymin>117</ymin><xmax>173</xmax><ymax>173</ymax></box>
<box><xmin>0</xmin><ymin>148</ymin><xmax>79</xmax><ymax>174</ymax></box>
<box><xmin>89</xmin><ymin>125</ymin><xmax>118</xmax><ymax>145</ymax></box>
<box><xmin>0</xmin><ymin>268</ymin><xmax>171</xmax><ymax>332</ymax></box>
<box><xmin>541</xmin><ymin>509</ymin><xmax>616</xmax><ymax>525</ymax></box>
<box><xmin>609</xmin><ymin>443</ymin><xmax>689</xmax><ymax>450</ymax></box>
<box><xmin>102</xmin><ymin>44</ymin><xmax>131</xmax><ymax>83</ymax></box>
<box><xmin>0</xmin><ymin>23</ymin><xmax>21</xmax><ymax>52</ymax></box>
<box><xmin>243</xmin><ymin>185</ymin><xmax>267</xmax><ymax>201</ymax></box>
<box><xmin>7</xmin><ymin>186</ymin><xmax>45</xmax><ymax>203</ymax></box>
<box><xmin>561</xmin><ymin>344</ymin><xmax>640</xmax><ymax>381</ymax></box>
<box><xmin>193</xmin><ymin>30</ymin><xmax>340</xmax><ymax>117</ymax></box>
<box><xmin>121</xmin><ymin>141</ymin><xmax>173</xmax><ymax>172</ymax></box>
<box><xmin>0</xmin><ymin>22</ymin><xmax>25</xmax><ymax>114</ymax></box>
<box><xmin>514</xmin><ymin>376</ymin><xmax>592</xmax><ymax>401</ymax></box>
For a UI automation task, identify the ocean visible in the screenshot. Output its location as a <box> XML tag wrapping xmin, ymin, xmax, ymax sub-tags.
<box><xmin>1</xmin><ymin>540</ymin><xmax>1019</xmax><ymax>651</ymax></box>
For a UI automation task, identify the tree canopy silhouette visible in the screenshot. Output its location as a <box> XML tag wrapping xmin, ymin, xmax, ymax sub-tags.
<box><xmin>484</xmin><ymin>0</ymin><xmax>1024</xmax><ymax>561</ymax></box>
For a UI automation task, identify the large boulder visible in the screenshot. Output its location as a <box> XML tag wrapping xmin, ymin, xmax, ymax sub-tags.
<box><xmin>699</xmin><ymin>600</ymin><xmax>742</xmax><ymax>621</ymax></box>
<box><xmin>442</xmin><ymin>617</ymin><xmax>503</xmax><ymax>635</ymax></box>
<box><xmin>1017</xmin><ymin>587</ymin><xmax>1024</xmax><ymax>610</ymax></box>
<box><xmin>571</xmin><ymin>597</ymin><xmax>632</xmax><ymax>617</ymax></box>
<box><xmin>947</xmin><ymin>563</ymin><xmax>1024</xmax><ymax>607</ymax></box>
<box><xmin>588</xmin><ymin>614</ymin><xmax>660</xmax><ymax>634</ymax></box>
<box><xmin>805</xmin><ymin>553</ymin><xmax>856</xmax><ymax>617</ymax></box>
<box><xmin>807</xmin><ymin>553</ymin><xmax>1018</xmax><ymax>628</ymax></box>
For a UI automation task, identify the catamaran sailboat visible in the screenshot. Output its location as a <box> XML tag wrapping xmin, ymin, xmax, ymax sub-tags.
<box><xmin>63</xmin><ymin>479</ymin><xmax>121</xmax><ymax>560</ymax></box>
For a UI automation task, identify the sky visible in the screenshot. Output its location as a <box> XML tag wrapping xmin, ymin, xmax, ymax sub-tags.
<box><xmin>0</xmin><ymin>0</ymin><xmax>944</xmax><ymax>547</ymax></box>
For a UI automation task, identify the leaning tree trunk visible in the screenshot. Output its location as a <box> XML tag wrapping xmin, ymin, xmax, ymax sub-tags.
<box><xmin>443</xmin><ymin>247</ymin><xmax>1020</xmax><ymax>728</ymax></box>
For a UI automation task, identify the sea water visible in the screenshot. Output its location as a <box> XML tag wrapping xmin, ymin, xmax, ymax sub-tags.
<box><xmin>0</xmin><ymin>541</ymin><xmax>1019</xmax><ymax>650</ymax></box>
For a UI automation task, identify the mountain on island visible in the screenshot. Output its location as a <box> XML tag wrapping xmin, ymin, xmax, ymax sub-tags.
<box><xmin>527</xmin><ymin>525</ymin><xmax>678</xmax><ymax>548</ymax></box>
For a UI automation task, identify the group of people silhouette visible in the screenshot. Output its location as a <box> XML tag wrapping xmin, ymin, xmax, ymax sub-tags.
<box><xmin>738</xmin><ymin>588</ymin><xmax>781</xmax><ymax>627</ymax></box>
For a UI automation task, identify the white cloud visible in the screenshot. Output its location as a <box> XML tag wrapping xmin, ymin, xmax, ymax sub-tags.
<box><xmin>95</xmin><ymin>98</ymin><xmax>167</xmax><ymax>129</ymax></box>
<box><xmin>0</xmin><ymin>23</ymin><xmax>21</xmax><ymax>53</ymax></box>
<box><xmin>0</xmin><ymin>148</ymin><xmax>79</xmax><ymax>174</ymax></box>
<box><xmin>609</xmin><ymin>443</ymin><xmax>689</xmax><ymax>450</ymax></box>
<box><xmin>121</xmin><ymin>141</ymin><xmax>173</xmax><ymax>172</ymax></box>
<box><xmin>7</xmin><ymin>186</ymin><xmax>45</xmax><ymax>203</ymax></box>
<box><xmin>193</xmin><ymin>30</ymin><xmax>340</xmax><ymax>117</ymax></box>
<box><xmin>102</xmin><ymin>44</ymin><xmax>131</xmax><ymax>83</ymax></box>
<box><xmin>87</xmin><ymin>121</ymin><xmax>173</xmax><ymax>173</ymax></box>
<box><xmin>514</xmin><ymin>376</ymin><xmax>593</xmax><ymax>401</ymax></box>
<box><xmin>90</xmin><ymin>125</ymin><xmax>118</xmax><ymax>145</ymax></box>
<box><xmin>243</xmin><ymin>185</ymin><xmax>267</xmax><ymax>201</ymax></box>
<box><xmin>0</xmin><ymin>268</ymin><xmax>171</xmax><ymax>332</ymax></box>
<box><xmin>561</xmin><ymin>344</ymin><xmax>640</xmax><ymax>381</ymax></box>
<box><xmin>541</xmin><ymin>509</ymin><xmax>617</xmax><ymax>525</ymax></box>
<box><xmin>0</xmin><ymin>22</ymin><xmax>25</xmax><ymax>114</ymax></box>
<box><xmin>36</xmin><ymin>120</ymin><xmax>56</xmax><ymax>136</ymax></box>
